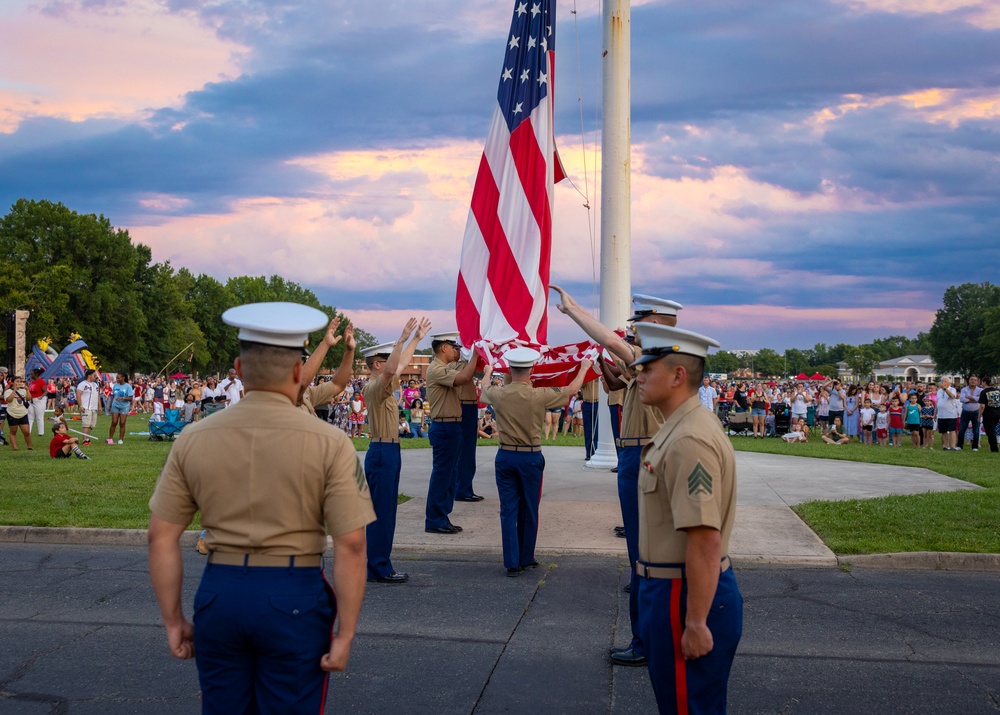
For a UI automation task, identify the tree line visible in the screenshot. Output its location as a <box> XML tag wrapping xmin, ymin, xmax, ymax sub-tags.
<box><xmin>0</xmin><ymin>199</ymin><xmax>375</xmax><ymax>376</ymax></box>
<box><xmin>705</xmin><ymin>282</ymin><xmax>1000</xmax><ymax>381</ymax></box>
<box><xmin>2</xmin><ymin>199</ymin><xmax>997</xmax><ymax>380</ymax></box>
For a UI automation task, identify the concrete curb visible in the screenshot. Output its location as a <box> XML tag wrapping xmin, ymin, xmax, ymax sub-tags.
<box><xmin>838</xmin><ymin>551</ymin><xmax>1000</xmax><ymax>573</ymax></box>
<box><xmin>3</xmin><ymin>526</ymin><xmax>998</xmax><ymax>571</ymax></box>
<box><xmin>0</xmin><ymin>526</ymin><xmax>199</xmax><ymax>547</ymax></box>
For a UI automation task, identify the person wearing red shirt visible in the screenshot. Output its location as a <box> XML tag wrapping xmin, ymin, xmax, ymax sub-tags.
<box><xmin>49</xmin><ymin>421</ymin><xmax>89</xmax><ymax>459</ymax></box>
<box><xmin>887</xmin><ymin>395</ymin><xmax>905</xmax><ymax>447</ymax></box>
<box><xmin>27</xmin><ymin>367</ymin><xmax>49</xmax><ymax>437</ymax></box>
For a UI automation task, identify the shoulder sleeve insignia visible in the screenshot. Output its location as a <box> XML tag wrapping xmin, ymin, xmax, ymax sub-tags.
<box><xmin>687</xmin><ymin>462</ymin><xmax>713</xmax><ymax>498</ymax></box>
<box><xmin>354</xmin><ymin>457</ymin><xmax>370</xmax><ymax>495</ymax></box>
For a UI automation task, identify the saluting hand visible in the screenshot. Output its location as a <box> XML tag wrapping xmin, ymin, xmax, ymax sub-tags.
<box><xmin>415</xmin><ymin>317</ymin><xmax>432</xmax><ymax>341</ymax></box>
<box><xmin>323</xmin><ymin>318</ymin><xmax>343</xmax><ymax>348</ymax></box>
<box><xmin>166</xmin><ymin>618</ymin><xmax>195</xmax><ymax>660</ymax></box>
<box><xmin>320</xmin><ymin>635</ymin><xmax>352</xmax><ymax>672</ymax></box>
<box><xmin>549</xmin><ymin>284</ymin><xmax>576</xmax><ymax>314</ymax></box>
<box><xmin>400</xmin><ymin>317</ymin><xmax>418</xmax><ymax>342</ymax></box>
<box><xmin>344</xmin><ymin>322</ymin><xmax>356</xmax><ymax>351</ymax></box>
<box><xmin>681</xmin><ymin>622</ymin><xmax>714</xmax><ymax>660</ymax></box>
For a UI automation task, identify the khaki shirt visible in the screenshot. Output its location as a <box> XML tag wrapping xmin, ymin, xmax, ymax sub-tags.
<box><xmin>457</xmin><ymin>361</ymin><xmax>479</xmax><ymax>403</ymax></box>
<box><xmin>149</xmin><ymin>391</ymin><xmax>375</xmax><ymax>555</ymax></box>
<box><xmin>607</xmin><ymin>386</ymin><xmax>624</xmax><ymax>407</ymax></box>
<box><xmin>299</xmin><ymin>380</ymin><xmax>342</xmax><ymax>417</ymax></box>
<box><xmin>582</xmin><ymin>379</ymin><xmax>600</xmax><ymax>403</ymax></box>
<box><xmin>426</xmin><ymin>358</ymin><xmax>462</xmax><ymax>419</ymax></box>
<box><xmin>615</xmin><ymin>346</ymin><xmax>663</xmax><ymax>439</ymax></box>
<box><xmin>481</xmin><ymin>381</ymin><xmax>568</xmax><ymax>446</ymax></box>
<box><xmin>362</xmin><ymin>374</ymin><xmax>397</xmax><ymax>439</ymax></box>
<box><xmin>638</xmin><ymin>395</ymin><xmax>737</xmax><ymax>564</ymax></box>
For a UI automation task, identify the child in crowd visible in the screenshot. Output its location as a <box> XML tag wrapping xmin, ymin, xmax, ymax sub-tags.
<box><xmin>398</xmin><ymin>413</ymin><xmax>413</xmax><ymax>438</ymax></box>
<box><xmin>781</xmin><ymin>417</ymin><xmax>809</xmax><ymax>443</ymax></box>
<box><xmin>875</xmin><ymin>406</ymin><xmax>889</xmax><ymax>446</ymax></box>
<box><xmin>49</xmin><ymin>421</ymin><xmax>89</xmax><ymax>459</ymax></box>
<box><xmin>905</xmin><ymin>393</ymin><xmax>922</xmax><ymax>447</ymax></box>
<box><xmin>860</xmin><ymin>399</ymin><xmax>875</xmax><ymax>445</ymax></box>
<box><xmin>887</xmin><ymin>395</ymin><xmax>905</xmax><ymax>447</ymax></box>
<box><xmin>920</xmin><ymin>397</ymin><xmax>936</xmax><ymax>449</ymax></box>
<box><xmin>823</xmin><ymin>417</ymin><xmax>849</xmax><ymax>444</ymax></box>
<box><xmin>182</xmin><ymin>393</ymin><xmax>198</xmax><ymax>423</ymax></box>
<box><xmin>50</xmin><ymin>406</ymin><xmax>67</xmax><ymax>430</ymax></box>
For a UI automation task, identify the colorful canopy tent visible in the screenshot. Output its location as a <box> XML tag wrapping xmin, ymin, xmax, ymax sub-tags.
<box><xmin>809</xmin><ymin>373</ymin><xmax>827</xmax><ymax>381</ymax></box>
<box><xmin>794</xmin><ymin>373</ymin><xmax>810</xmax><ymax>380</ymax></box>
<box><xmin>169</xmin><ymin>372</ymin><xmax>190</xmax><ymax>380</ymax></box>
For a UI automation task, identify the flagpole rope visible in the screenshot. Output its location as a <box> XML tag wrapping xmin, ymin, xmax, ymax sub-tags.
<box><xmin>568</xmin><ymin>0</ymin><xmax>601</xmax><ymax>313</ymax></box>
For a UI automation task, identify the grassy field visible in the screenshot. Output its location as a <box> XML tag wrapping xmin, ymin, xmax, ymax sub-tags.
<box><xmin>732</xmin><ymin>434</ymin><xmax>999</xmax><ymax>554</ymax></box>
<box><xmin>0</xmin><ymin>414</ymin><xmax>585</xmax><ymax>529</ymax></box>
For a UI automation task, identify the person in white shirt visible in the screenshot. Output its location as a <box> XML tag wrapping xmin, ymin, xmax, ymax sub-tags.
<box><xmin>698</xmin><ymin>376</ymin><xmax>718</xmax><ymax>413</ymax></box>
<box><xmin>218</xmin><ymin>368</ymin><xmax>245</xmax><ymax>406</ymax></box>
<box><xmin>74</xmin><ymin>369</ymin><xmax>101</xmax><ymax>444</ymax></box>
<box><xmin>936</xmin><ymin>378</ymin><xmax>961</xmax><ymax>450</ymax></box>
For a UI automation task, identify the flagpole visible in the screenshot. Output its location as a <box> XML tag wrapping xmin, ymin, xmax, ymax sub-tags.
<box><xmin>585</xmin><ymin>0</ymin><xmax>631</xmax><ymax>470</ymax></box>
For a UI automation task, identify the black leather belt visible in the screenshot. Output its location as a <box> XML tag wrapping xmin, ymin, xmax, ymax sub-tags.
<box><xmin>635</xmin><ymin>555</ymin><xmax>731</xmax><ymax>579</ymax></box>
<box><xmin>208</xmin><ymin>552</ymin><xmax>322</xmax><ymax>568</ymax></box>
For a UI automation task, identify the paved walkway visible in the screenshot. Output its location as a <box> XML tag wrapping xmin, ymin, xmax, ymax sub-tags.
<box><xmin>391</xmin><ymin>445</ymin><xmax>983</xmax><ymax>567</ymax></box>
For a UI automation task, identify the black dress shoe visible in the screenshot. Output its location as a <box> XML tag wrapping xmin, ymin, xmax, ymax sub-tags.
<box><xmin>456</xmin><ymin>494</ymin><xmax>485</xmax><ymax>502</ymax></box>
<box><xmin>506</xmin><ymin>567</ymin><xmax>522</xmax><ymax>577</ymax></box>
<box><xmin>615</xmin><ymin>531</ymin><xmax>626</xmax><ymax>539</ymax></box>
<box><xmin>611</xmin><ymin>466</ymin><xmax>619</xmax><ymax>473</ymax></box>
<box><xmin>447</xmin><ymin>523</ymin><xmax>463</xmax><ymax>532</ymax></box>
<box><xmin>368</xmin><ymin>572</ymin><xmax>409</xmax><ymax>584</ymax></box>
<box><xmin>522</xmin><ymin>560</ymin><xmax>540</xmax><ymax>569</ymax></box>
<box><xmin>623</xmin><ymin>583</ymin><xmax>631</xmax><ymax>593</ymax></box>
<box><xmin>609</xmin><ymin>647</ymin><xmax>647</xmax><ymax>666</ymax></box>
<box><xmin>425</xmin><ymin>525</ymin><xmax>460</xmax><ymax>534</ymax></box>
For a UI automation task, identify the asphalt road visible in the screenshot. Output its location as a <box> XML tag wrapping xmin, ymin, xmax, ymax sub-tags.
<box><xmin>1</xmin><ymin>544</ymin><xmax>998</xmax><ymax>714</ymax></box>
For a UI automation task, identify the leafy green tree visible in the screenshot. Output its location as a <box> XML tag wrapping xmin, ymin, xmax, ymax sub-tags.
<box><xmin>754</xmin><ymin>348</ymin><xmax>783</xmax><ymax>378</ymax></box>
<box><xmin>784</xmin><ymin>348</ymin><xmax>811</xmax><ymax>375</ymax></box>
<box><xmin>844</xmin><ymin>345</ymin><xmax>879</xmax><ymax>382</ymax></box>
<box><xmin>706</xmin><ymin>350</ymin><xmax>739</xmax><ymax>375</ymax></box>
<box><xmin>928</xmin><ymin>283</ymin><xmax>1000</xmax><ymax>380</ymax></box>
<box><xmin>0</xmin><ymin>199</ymin><xmax>150</xmax><ymax>370</ymax></box>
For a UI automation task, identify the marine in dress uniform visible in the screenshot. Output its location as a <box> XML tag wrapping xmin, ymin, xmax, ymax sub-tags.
<box><xmin>480</xmin><ymin>348</ymin><xmax>592</xmax><ymax>575</ymax></box>
<box><xmin>631</xmin><ymin>322</ymin><xmax>743</xmax><ymax>715</ymax></box>
<box><xmin>361</xmin><ymin>318</ymin><xmax>431</xmax><ymax>583</ymax></box>
<box><xmin>148</xmin><ymin>302</ymin><xmax>376</xmax><ymax>715</ymax></box>
<box><xmin>424</xmin><ymin>331</ymin><xmax>479</xmax><ymax>533</ymax></box>
<box><xmin>297</xmin><ymin>317</ymin><xmax>356</xmax><ymax>418</ymax></box>
<box><xmin>455</xmin><ymin>352</ymin><xmax>485</xmax><ymax>502</ymax></box>
<box><xmin>553</xmin><ymin>286</ymin><xmax>682</xmax><ymax>667</ymax></box>
<box><xmin>581</xmin><ymin>377</ymin><xmax>601</xmax><ymax>461</ymax></box>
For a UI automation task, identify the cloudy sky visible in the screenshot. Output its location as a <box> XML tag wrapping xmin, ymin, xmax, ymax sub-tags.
<box><xmin>2</xmin><ymin>0</ymin><xmax>998</xmax><ymax>352</ymax></box>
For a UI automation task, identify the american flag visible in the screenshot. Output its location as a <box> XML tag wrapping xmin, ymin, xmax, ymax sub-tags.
<box><xmin>456</xmin><ymin>0</ymin><xmax>564</xmax><ymax>349</ymax></box>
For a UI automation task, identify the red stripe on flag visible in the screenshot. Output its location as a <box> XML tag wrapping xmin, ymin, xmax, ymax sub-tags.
<box><xmin>509</xmin><ymin>119</ymin><xmax>552</xmax><ymax>343</ymax></box>
<box><xmin>469</xmin><ymin>153</ymin><xmax>535</xmax><ymax>342</ymax></box>
<box><xmin>456</xmin><ymin>273</ymin><xmax>480</xmax><ymax>345</ymax></box>
<box><xmin>671</xmin><ymin>580</ymin><xmax>689</xmax><ymax>715</ymax></box>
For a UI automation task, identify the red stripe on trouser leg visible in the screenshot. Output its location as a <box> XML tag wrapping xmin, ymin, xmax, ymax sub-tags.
<box><xmin>671</xmin><ymin>579</ymin><xmax>689</xmax><ymax>715</ymax></box>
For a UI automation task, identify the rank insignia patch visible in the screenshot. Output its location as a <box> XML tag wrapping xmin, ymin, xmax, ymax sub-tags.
<box><xmin>687</xmin><ymin>463</ymin><xmax>713</xmax><ymax>498</ymax></box>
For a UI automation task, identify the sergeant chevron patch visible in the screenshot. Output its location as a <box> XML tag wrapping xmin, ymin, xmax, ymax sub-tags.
<box><xmin>687</xmin><ymin>463</ymin><xmax>713</xmax><ymax>498</ymax></box>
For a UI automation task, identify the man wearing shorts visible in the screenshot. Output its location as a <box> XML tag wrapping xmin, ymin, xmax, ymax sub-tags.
<box><xmin>75</xmin><ymin>369</ymin><xmax>101</xmax><ymax>445</ymax></box>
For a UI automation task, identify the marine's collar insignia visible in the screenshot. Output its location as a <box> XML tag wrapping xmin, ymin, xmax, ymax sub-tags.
<box><xmin>687</xmin><ymin>462</ymin><xmax>713</xmax><ymax>498</ymax></box>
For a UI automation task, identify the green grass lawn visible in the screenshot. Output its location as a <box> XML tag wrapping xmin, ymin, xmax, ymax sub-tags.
<box><xmin>732</xmin><ymin>434</ymin><xmax>1000</xmax><ymax>555</ymax></box>
<box><xmin>0</xmin><ymin>415</ymin><xmax>583</xmax><ymax>529</ymax></box>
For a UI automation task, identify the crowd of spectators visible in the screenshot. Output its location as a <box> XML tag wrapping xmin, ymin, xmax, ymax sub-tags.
<box><xmin>697</xmin><ymin>375</ymin><xmax>998</xmax><ymax>451</ymax></box>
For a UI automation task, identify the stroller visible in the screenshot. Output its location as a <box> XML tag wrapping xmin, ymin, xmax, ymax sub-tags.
<box><xmin>771</xmin><ymin>403</ymin><xmax>790</xmax><ymax>437</ymax></box>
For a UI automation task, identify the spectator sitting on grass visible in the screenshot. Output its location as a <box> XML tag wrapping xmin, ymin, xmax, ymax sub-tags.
<box><xmin>49</xmin><ymin>421</ymin><xmax>89</xmax><ymax>459</ymax></box>
<box><xmin>781</xmin><ymin>417</ymin><xmax>809</xmax><ymax>443</ymax></box>
<box><xmin>399</xmin><ymin>414</ymin><xmax>413</xmax><ymax>439</ymax></box>
<box><xmin>823</xmin><ymin>417</ymin><xmax>849</xmax><ymax>444</ymax></box>
<box><xmin>478</xmin><ymin>412</ymin><xmax>499</xmax><ymax>439</ymax></box>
